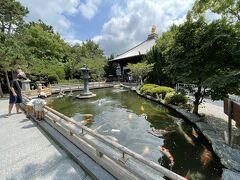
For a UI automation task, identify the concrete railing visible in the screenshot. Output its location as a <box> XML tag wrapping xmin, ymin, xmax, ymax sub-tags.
<box><xmin>22</xmin><ymin>95</ymin><xmax>186</xmax><ymax>180</ymax></box>
<box><xmin>50</xmin><ymin>82</ymin><xmax>113</xmax><ymax>94</ymax></box>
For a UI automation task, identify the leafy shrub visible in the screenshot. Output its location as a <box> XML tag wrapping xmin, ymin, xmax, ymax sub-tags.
<box><xmin>164</xmin><ymin>92</ymin><xmax>175</xmax><ymax>104</ymax></box>
<box><xmin>140</xmin><ymin>84</ymin><xmax>159</xmax><ymax>93</ymax></box>
<box><xmin>151</xmin><ymin>86</ymin><xmax>174</xmax><ymax>99</ymax></box>
<box><xmin>165</xmin><ymin>92</ymin><xmax>188</xmax><ymax>105</ymax></box>
<box><xmin>48</xmin><ymin>73</ymin><xmax>59</xmax><ymax>83</ymax></box>
<box><xmin>140</xmin><ymin>84</ymin><xmax>174</xmax><ymax>99</ymax></box>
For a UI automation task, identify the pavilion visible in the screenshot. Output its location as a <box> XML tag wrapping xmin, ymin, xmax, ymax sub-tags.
<box><xmin>110</xmin><ymin>26</ymin><xmax>158</xmax><ymax>77</ymax></box>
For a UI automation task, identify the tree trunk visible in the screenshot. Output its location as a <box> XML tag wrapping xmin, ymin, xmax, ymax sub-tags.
<box><xmin>70</xmin><ymin>70</ymin><xmax>73</xmax><ymax>80</ymax></box>
<box><xmin>5</xmin><ymin>71</ymin><xmax>10</xmax><ymax>91</ymax></box>
<box><xmin>193</xmin><ymin>86</ymin><xmax>201</xmax><ymax>115</ymax></box>
<box><xmin>0</xmin><ymin>82</ymin><xmax>3</xmax><ymax>97</ymax></box>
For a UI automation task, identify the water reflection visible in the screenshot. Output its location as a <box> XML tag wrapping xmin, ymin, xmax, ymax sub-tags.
<box><xmin>49</xmin><ymin>88</ymin><xmax>223</xmax><ymax>179</ymax></box>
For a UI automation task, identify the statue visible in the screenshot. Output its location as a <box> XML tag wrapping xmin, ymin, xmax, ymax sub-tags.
<box><xmin>151</xmin><ymin>25</ymin><xmax>156</xmax><ymax>34</ymax></box>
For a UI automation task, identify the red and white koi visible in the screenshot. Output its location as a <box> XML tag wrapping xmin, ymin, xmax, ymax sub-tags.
<box><xmin>159</xmin><ymin>146</ymin><xmax>175</xmax><ymax>167</ymax></box>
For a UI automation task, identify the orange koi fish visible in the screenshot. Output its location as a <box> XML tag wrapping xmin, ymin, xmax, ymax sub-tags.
<box><xmin>200</xmin><ymin>149</ymin><xmax>212</xmax><ymax>166</ymax></box>
<box><xmin>81</xmin><ymin>119</ymin><xmax>94</xmax><ymax>125</ymax></box>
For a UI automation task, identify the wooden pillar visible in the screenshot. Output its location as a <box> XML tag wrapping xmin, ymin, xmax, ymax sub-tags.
<box><xmin>228</xmin><ymin>99</ymin><xmax>232</xmax><ymax>146</ymax></box>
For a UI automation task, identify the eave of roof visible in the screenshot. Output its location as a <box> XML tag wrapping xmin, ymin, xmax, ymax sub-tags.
<box><xmin>110</xmin><ymin>34</ymin><xmax>157</xmax><ymax>62</ymax></box>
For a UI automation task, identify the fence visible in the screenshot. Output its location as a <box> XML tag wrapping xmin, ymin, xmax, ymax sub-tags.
<box><xmin>22</xmin><ymin>95</ymin><xmax>185</xmax><ymax>180</ymax></box>
<box><xmin>50</xmin><ymin>82</ymin><xmax>113</xmax><ymax>94</ymax></box>
<box><xmin>175</xmin><ymin>83</ymin><xmax>198</xmax><ymax>94</ymax></box>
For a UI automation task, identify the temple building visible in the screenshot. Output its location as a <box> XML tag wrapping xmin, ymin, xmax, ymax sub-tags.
<box><xmin>110</xmin><ymin>26</ymin><xmax>158</xmax><ymax>76</ymax></box>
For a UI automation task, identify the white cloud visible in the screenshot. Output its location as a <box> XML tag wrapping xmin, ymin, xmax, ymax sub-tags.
<box><xmin>93</xmin><ymin>0</ymin><xmax>195</xmax><ymax>56</ymax></box>
<box><xmin>205</xmin><ymin>10</ymin><xmax>221</xmax><ymax>22</ymax></box>
<box><xmin>64</xmin><ymin>32</ymin><xmax>83</xmax><ymax>45</ymax></box>
<box><xmin>19</xmin><ymin>0</ymin><xmax>82</xmax><ymax>42</ymax></box>
<box><xmin>79</xmin><ymin>0</ymin><xmax>102</xmax><ymax>20</ymax></box>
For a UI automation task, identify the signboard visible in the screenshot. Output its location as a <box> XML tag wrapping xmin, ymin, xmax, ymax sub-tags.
<box><xmin>224</xmin><ymin>98</ymin><xmax>240</xmax><ymax>125</ymax></box>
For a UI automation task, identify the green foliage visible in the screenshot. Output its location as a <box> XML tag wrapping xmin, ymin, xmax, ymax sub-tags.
<box><xmin>192</xmin><ymin>0</ymin><xmax>240</xmax><ymax>22</ymax></box>
<box><xmin>140</xmin><ymin>84</ymin><xmax>159</xmax><ymax>93</ymax></box>
<box><xmin>152</xmin><ymin>86</ymin><xmax>175</xmax><ymax>99</ymax></box>
<box><xmin>127</xmin><ymin>62</ymin><xmax>154</xmax><ymax>84</ymax></box>
<box><xmin>78</xmin><ymin>57</ymin><xmax>107</xmax><ymax>81</ymax></box>
<box><xmin>65</xmin><ymin>40</ymin><xmax>107</xmax><ymax>81</ymax></box>
<box><xmin>140</xmin><ymin>84</ymin><xmax>174</xmax><ymax>99</ymax></box>
<box><xmin>164</xmin><ymin>18</ymin><xmax>240</xmax><ymax>114</ymax></box>
<box><xmin>165</xmin><ymin>92</ymin><xmax>188</xmax><ymax>105</ymax></box>
<box><xmin>104</xmin><ymin>61</ymin><xmax>117</xmax><ymax>77</ymax></box>
<box><xmin>145</xmin><ymin>25</ymin><xmax>178</xmax><ymax>85</ymax></box>
<box><xmin>0</xmin><ymin>0</ymin><xmax>28</xmax><ymax>34</ymax></box>
<box><xmin>48</xmin><ymin>73</ymin><xmax>59</xmax><ymax>83</ymax></box>
<box><xmin>0</xmin><ymin>0</ymin><xmax>28</xmax><ymax>75</ymax></box>
<box><xmin>58</xmin><ymin>79</ymin><xmax>82</xmax><ymax>84</ymax></box>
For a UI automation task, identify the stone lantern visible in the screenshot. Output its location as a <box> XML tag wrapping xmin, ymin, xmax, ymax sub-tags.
<box><xmin>76</xmin><ymin>64</ymin><xmax>96</xmax><ymax>99</ymax></box>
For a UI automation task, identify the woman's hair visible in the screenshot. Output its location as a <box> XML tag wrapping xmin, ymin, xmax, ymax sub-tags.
<box><xmin>17</xmin><ymin>72</ymin><xmax>27</xmax><ymax>80</ymax></box>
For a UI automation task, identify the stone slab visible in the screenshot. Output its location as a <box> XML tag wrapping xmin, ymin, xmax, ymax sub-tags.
<box><xmin>0</xmin><ymin>99</ymin><xmax>87</xmax><ymax>180</ymax></box>
<box><xmin>222</xmin><ymin>168</ymin><xmax>240</xmax><ymax>180</ymax></box>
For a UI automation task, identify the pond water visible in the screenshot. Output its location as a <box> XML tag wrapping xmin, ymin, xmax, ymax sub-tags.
<box><xmin>48</xmin><ymin>88</ymin><xmax>223</xmax><ymax>179</ymax></box>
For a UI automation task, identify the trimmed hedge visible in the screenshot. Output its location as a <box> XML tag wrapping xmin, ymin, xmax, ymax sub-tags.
<box><xmin>140</xmin><ymin>84</ymin><xmax>159</xmax><ymax>93</ymax></box>
<box><xmin>165</xmin><ymin>92</ymin><xmax>188</xmax><ymax>105</ymax></box>
<box><xmin>140</xmin><ymin>84</ymin><xmax>174</xmax><ymax>99</ymax></box>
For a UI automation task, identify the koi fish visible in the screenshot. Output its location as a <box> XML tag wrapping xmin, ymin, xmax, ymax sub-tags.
<box><xmin>200</xmin><ymin>149</ymin><xmax>212</xmax><ymax>166</ymax></box>
<box><xmin>102</xmin><ymin>130</ymin><xmax>109</xmax><ymax>133</ymax></box>
<box><xmin>105</xmin><ymin>135</ymin><xmax>118</xmax><ymax>143</ymax></box>
<box><xmin>128</xmin><ymin>114</ymin><xmax>133</xmax><ymax>119</ymax></box>
<box><xmin>81</xmin><ymin>119</ymin><xmax>94</xmax><ymax>125</ymax></box>
<box><xmin>178</xmin><ymin>125</ymin><xmax>195</xmax><ymax>146</ymax></box>
<box><xmin>184</xmin><ymin>170</ymin><xmax>204</xmax><ymax>180</ymax></box>
<box><xmin>148</xmin><ymin>128</ymin><xmax>175</xmax><ymax>137</ymax></box>
<box><xmin>192</xmin><ymin>127</ymin><xmax>198</xmax><ymax>138</ymax></box>
<box><xmin>111</xmin><ymin>129</ymin><xmax>120</xmax><ymax>133</ymax></box>
<box><xmin>140</xmin><ymin>105</ymin><xmax>145</xmax><ymax>112</ymax></box>
<box><xmin>141</xmin><ymin>146</ymin><xmax>150</xmax><ymax>156</ymax></box>
<box><xmin>159</xmin><ymin>146</ymin><xmax>175</xmax><ymax>167</ymax></box>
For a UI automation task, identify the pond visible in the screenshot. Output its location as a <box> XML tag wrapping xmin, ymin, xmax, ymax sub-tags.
<box><xmin>48</xmin><ymin>88</ymin><xmax>223</xmax><ymax>179</ymax></box>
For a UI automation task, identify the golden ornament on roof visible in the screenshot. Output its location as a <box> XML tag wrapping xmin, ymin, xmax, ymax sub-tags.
<box><xmin>151</xmin><ymin>25</ymin><xmax>156</xmax><ymax>34</ymax></box>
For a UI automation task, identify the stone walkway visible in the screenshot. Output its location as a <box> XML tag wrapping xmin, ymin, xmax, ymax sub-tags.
<box><xmin>199</xmin><ymin>101</ymin><xmax>240</xmax><ymax>148</ymax></box>
<box><xmin>0</xmin><ymin>99</ymin><xmax>90</xmax><ymax>180</ymax></box>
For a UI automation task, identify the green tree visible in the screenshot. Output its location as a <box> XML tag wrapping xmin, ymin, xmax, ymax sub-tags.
<box><xmin>0</xmin><ymin>0</ymin><xmax>28</xmax><ymax>34</ymax></box>
<box><xmin>18</xmin><ymin>22</ymin><xmax>69</xmax><ymax>81</ymax></box>
<box><xmin>192</xmin><ymin>0</ymin><xmax>240</xmax><ymax>22</ymax></box>
<box><xmin>166</xmin><ymin>18</ymin><xmax>240</xmax><ymax>114</ymax></box>
<box><xmin>145</xmin><ymin>25</ymin><xmax>178</xmax><ymax>85</ymax></box>
<box><xmin>104</xmin><ymin>54</ymin><xmax>117</xmax><ymax>78</ymax></box>
<box><xmin>68</xmin><ymin>40</ymin><xmax>107</xmax><ymax>81</ymax></box>
<box><xmin>127</xmin><ymin>62</ymin><xmax>154</xmax><ymax>84</ymax></box>
<box><xmin>81</xmin><ymin>40</ymin><xmax>104</xmax><ymax>58</ymax></box>
<box><xmin>0</xmin><ymin>0</ymin><xmax>28</xmax><ymax>93</ymax></box>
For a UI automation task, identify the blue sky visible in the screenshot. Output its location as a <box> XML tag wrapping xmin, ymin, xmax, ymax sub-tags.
<box><xmin>19</xmin><ymin>0</ymin><xmax>196</xmax><ymax>56</ymax></box>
